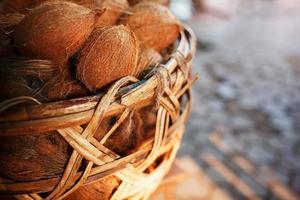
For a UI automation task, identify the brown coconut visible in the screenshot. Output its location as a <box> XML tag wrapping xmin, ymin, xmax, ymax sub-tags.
<box><xmin>0</xmin><ymin>57</ymin><xmax>62</xmax><ymax>102</ymax></box>
<box><xmin>13</xmin><ymin>1</ymin><xmax>103</xmax><ymax>63</ymax></box>
<box><xmin>119</xmin><ymin>1</ymin><xmax>181</xmax><ymax>52</ymax></box>
<box><xmin>93</xmin><ymin>105</ymin><xmax>156</xmax><ymax>157</ymax></box>
<box><xmin>0</xmin><ymin>33</ymin><xmax>13</xmax><ymax>56</ymax></box>
<box><xmin>0</xmin><ymin>56</ymin><xmax>87</xmax><ymax>102</ymax></box>
<box><xmin>77</xmin><ymin>25</ymin><xmax>139</xmax><ymax>91</ymax></box>
<box><xmin>101</xmin><ymin>113</ymin><xmax>140</xmax><ymax>156</ymax></box>
<box><xmin>134</xmin><ymin>104</ymin><xmax>157</xmax><ymax>147</ymax></box>
<box><xmin>0</xmin><ymin>131</ymin><xmax>70</xmax><ymax>182</ymax></box>
<box><xmin>0</xmin><ymin>0</ymin><xmax>50</xmax><ymax>14</ymax></box>
<box><xmin>128</xmin><ymin>0</ymin><xmax>169</xmax><ymax>6</ymax></box>
<box><xmin>65</xmin><ymin>175</ymin><xmax>121</xmax><ymax>200</ymax></box>
<box><xmin>135</xmin><ymin>48</ymin><xmax>162</xmax><ymax>77</ymax></box>
<box><xmin>46</xmin><ymin>77</ymin><xmax>89</xmax><ymax>101</ymax></box>
<box><xmin>0</xmin><ymin>13</ymin><xmax>24</xmax><ymax>55</ymax></box>
<box><xmin>95</xmin><ymin>0</ymin><xmax>129</xmax><ymax>28</ymax></box>
<box><xmin>0</xmin><ymin>13</ymin><xmax>24</xmax><ymax>56</ymax></box>
<box><xmin>70</xmin><ymin>0</ymin><xmax>129</xmax><ymax>28</ymax></box>
<box><xmin>0</xmin><ymin>13</ymin><xmax>25</xmax><ymax>33</ymax></box>
<box><xmin>0</xmin><ymin>108</ymin><xmax>155</xmax><ymax>184</ymax></box>
<box><xmin>0</xmin><ymin>0</ymin><xmax>32</xmax><ymax>14</ymax></box>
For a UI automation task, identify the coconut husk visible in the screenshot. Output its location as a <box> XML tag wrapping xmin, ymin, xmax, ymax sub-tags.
<box><xmin>0</xmin><ymin>12</ymin><xmax>24</xmax><ymax>56</ymax></box>
<box><xmin>46</xmin><ymin>78</ymin><xmax>89</xmax><ymax>101</ymax></box>
<box><xmin>0</xmin><ymin>131</ymin><xmax>70</xmax><ymax>182</ymax></box>
<box><xmin>135</xmin><ymin>47</ymin><xmax>162</xmax><ymax>77</ymax></box>
<box><xmin>13</xmin><ymin>1</ymin><xmax>103</xmax><ymax>63</ymax></box>
<box><xmin>0</xmin><ymin>0</ymin><xmax>53</xmax><ymax>14</ymax></box>
<box><xmin>92</xmin><ymin>104</ymin><xmax>157</xmax><ymax>157</ymax></box>
<box><xmin>0</xmin><ymin>0</ymin><xmax>33</xmax><ymax>14</ymax></box>
<box><xmin>0</xmin><ymin>105</ymin><xmax>154</xmax><ymax>186</ymax></box>
<box><xmin>0</xmin><ymin>74</ymin><xmax>46</xmax><ymax>102</ymax></box>
<box><xmin>0</xmin><ymin>104</ymin><xmax>156</xmax><ymax>186</ymax></box>
<box><xmin>134</xmin><ymin>104</ymin><xmax>157</xmax><ymax>147</ymax></box>
<box><xmin>0</xmin><ymin>56</ymin><xmax>61</xmax><ymax>78</ymax></box>
<box><xmin>119</xmin><ymin>1</ymin><xmax>181</xmax><ymax>52</ymax></box>
<box><xmin>77</xmin><ymin>25</ymin><xmax>139</xmax><ymax>91</ymax></box>
<box><xmin>100</xmin><ymin>112</ymin><xmax>140</xmax><ymax>156</ymax></box>
<box><xmin>70</xmin><ymin>0</ymin><xmax>129</xmax><ymax>28</ymax></box>
<box><xmin>0</xmin><ymin>12</ymin><xmax>25</xmax><ymax>33</ymax></box>
<box><xmin>65</xmin><ymin>175</ymin><xmax>121</xmax><ymax>200</ymax></box>
<box><xmin>0</xmin><ymin>33</ymin><xmax>13</xmax><ymax>56</ymax></box>
<box><xmin>0</xmin><ymin>56</ymin><xmax>89</xmax><ymax>102</ymax></box>
<box><xmin>0</xmin><ymin>56</ymin><xmax>62</xmax><ymax>102</ymax></box>
<box><xmin>94</xmin><ymin>0</ymin><xmax>129</xmax><ymax>28</ymax></box>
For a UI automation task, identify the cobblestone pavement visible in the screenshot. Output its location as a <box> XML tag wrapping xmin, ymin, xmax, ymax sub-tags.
<box><xmin>174</xmin><ymin>0</ymin><xmax>300</xmax><ymax>198</ymax></box>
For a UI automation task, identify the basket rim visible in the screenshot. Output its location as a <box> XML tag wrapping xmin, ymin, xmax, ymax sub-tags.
<box><xmin>0</xmin><ymin>25</ymin><xmax>197</xmax><ymax>137</ymax></box>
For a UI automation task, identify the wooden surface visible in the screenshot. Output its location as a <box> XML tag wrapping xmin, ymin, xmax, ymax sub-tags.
<box><xmin>150</xmin><ymin>155</ymin><xmax>299</xmax><ymax>200</ymax></box>
<box><xmin>150</xmin><ymin>157</ymin><xmax>232</xmax><ymax>200</ymax></box>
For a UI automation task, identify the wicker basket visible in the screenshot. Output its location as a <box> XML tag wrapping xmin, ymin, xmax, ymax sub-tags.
<box><xmin>0</xmin><ymin>26</ymin><xmax>197</xmax><ymax>200</ymax></box>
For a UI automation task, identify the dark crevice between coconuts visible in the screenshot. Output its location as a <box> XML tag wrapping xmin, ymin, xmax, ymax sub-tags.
<box><xmin>0</xmin><ymin>55</ymin><xmax>89</xmax><ymax>103</ymax></box>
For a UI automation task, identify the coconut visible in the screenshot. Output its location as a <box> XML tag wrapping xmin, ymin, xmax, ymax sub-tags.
<box><xmin>41</xmin><ymin>60</ymin><xmax>89</xmax><ymax>101</ymax></box>
<box><xmin>70</xmin><ymin>0</ymin><xmax>129</xmax><ymax>28</ymax></box>
<box><xmin>105</xmin><ymin>113</ymin><xmax>140</xmax><ymax>156</ymax></box>
<box><xmin>7</xmin><ymin>0</ymin><xmax>128</xmax><ymax>28</ymax></box>
<box><xmin>128</xmin><ymin>0</ymin><xmax>169</xmax><ymax>6</ymax></box>
<box><xmin>0</xmin><ymin>0</ymin><xmax>57</xmax><ymax>14</ymax></box>
<box><xmin>13</xmin><ymin>1</ymin><xmax>103</xmax><ymax>63</ymax></box>
<box><xmin>0</xmin><ymin>0</ymin><xmax>32</xmax><ymax>14</ymax></box>
<box><xmin>95</xmin><ymin>0</ymin><xmax>129</xmax><ymax>28</ymax></box>
<box><xmin>0</xmin><ymin>13</ymin><xmax>25</xmax><ymax>32</ymax></box>
<box><xmin>119</xmin><ymin>1</ymin><xmax>181</xmax><ymax>52</ymax></box>
<box><xmin>77</xmin><ymin>25</ymin><xmax>139</xmax><ymax>91</ymax></box>
<box><xmin>46</xmin><ymin>77</ymin><xmax>89</xmax><ymax>101</ymax></box>
<box><xmin>65</xmin><ymin>175</ymin><xmax>121</xmax><ymax>200</ymax></box>
<box><xmin>92</xmin><ymin>110</ymin><xmax>143</xmax><ymax>156</ymax></box>
<box><xmin>0</xmin><ymin>56</ymin><xmax>62</xmax><ymax>102</ymax></box>
<box><xmin>0</xmin><ymin>13</ymin><xmax>24</xmax><ymax>56</ymax></box>
<box><xmin>135</xmin><ymin>48</ymin><xmax>162</xmax><ymax>77</ymax></box>
<box><xmin>0</xmin><ymin>56</ymin><xmax>88</xmax><ymax>102</ymax></box>
<box><xmin>134</xmin><ymin>105</ymin><xmax>157</xmax><ymax>148</ymax></box>
<box><xmin>104</xmin><ymin>105</ymin><xmax>159</xmax><ymax>155</ymax></box>
<box><xmin>0</xmin><ymin>131</ymin><xmax>70</xmax><ymax>182</ymax></box>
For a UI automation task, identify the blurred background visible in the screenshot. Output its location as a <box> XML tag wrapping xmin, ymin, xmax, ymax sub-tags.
<box><xmin>154</xmin><ymin>0</ymin><xmax>300</xmax><ymax>199</ymax></box>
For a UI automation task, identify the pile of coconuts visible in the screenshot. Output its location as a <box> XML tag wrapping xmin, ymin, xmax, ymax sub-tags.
<box><xmin>0</xmin><ymin>0</ymin><xmax>180</xmax><ymax>102</ymax></box>
<box><xmin>0</xmin><ymin>0</ymin><xmax>182</xmax><ymax>197</ymax></box>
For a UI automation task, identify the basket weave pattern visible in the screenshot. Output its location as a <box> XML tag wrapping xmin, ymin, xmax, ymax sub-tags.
<box><xmin>0</xmin><ymin>26</ymin><xmax>196</xmax><ymax>200</ymax></box>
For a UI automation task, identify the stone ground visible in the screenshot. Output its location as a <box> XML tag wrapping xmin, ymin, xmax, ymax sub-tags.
<box><xmin>172</xmin><ymin>0</ymin><xmax>300</xmax><ymax>198</ymax></box>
